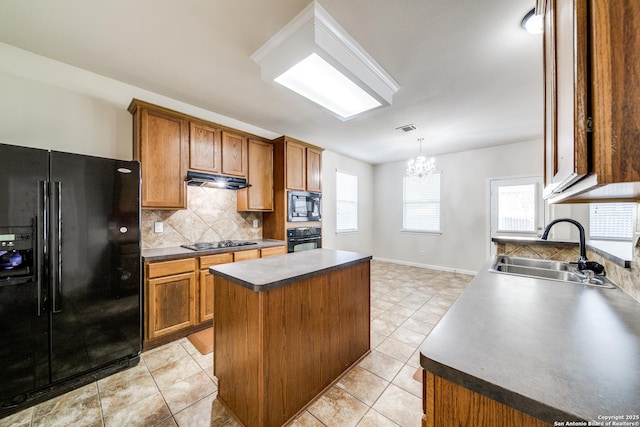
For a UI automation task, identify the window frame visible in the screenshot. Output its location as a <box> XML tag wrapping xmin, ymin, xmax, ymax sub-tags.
<box><xmin>335</xmin><ymin>169</ymin><xmax>358</xmax><ymax>233</ymax></box>
<box><xmin>588</xmin><ymin>202</ymin><xmax>636</xmax><ymax>242</ymax></box>
<box><xmin>402</xmin><ymin>173</ymin><xmax>442</xmax><ymax>234</ymax></box>
<box><xmin>489</xmin><ymin>176</ymin><xmax>544</xmax><ymax>238</ymax></box>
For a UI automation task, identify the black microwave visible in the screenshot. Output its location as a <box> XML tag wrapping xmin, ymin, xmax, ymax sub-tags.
<box><xmin>287</xmin><ymin>191</ymin><xmax>321</xmax><ymax>222</ymax></box>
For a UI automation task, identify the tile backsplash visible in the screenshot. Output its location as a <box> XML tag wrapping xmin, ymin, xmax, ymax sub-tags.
<box><xmin>141</xmin><ymin>186</ymin><xmax>262</xmax><ymax>249</ymax></box>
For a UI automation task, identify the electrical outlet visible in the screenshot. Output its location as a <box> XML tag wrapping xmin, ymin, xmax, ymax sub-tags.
<box><xmin>252</xmin><ymin>219</ymin><xmax>259</xmax><ymax>228</ymax></box>
<box><xmin>154</xmin><ymin>221</ymin><xmax>163</xmax><ymax>233</ymax></box>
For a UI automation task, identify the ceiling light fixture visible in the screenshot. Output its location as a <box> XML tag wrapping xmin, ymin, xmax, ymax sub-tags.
<box><xmin>406</xmin><ymin>138</ymin><xmax>436</xmax><ymax>180</ymax></box>
<box><xmin>521</xmin><ymin>8</ymin><xmax>543</xmax><ymax>35</ymax></box>
<box><xmin>251</xmin><ymin>1</ymin><xmax>400</xmax><ymax>121</ymax></box>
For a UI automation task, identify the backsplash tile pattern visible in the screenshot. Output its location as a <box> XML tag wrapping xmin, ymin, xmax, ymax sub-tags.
<box><xmin>496</xmin><ymin>241</ymin><xmax>640</xmax><ymax>303</ymax></box>
<box><xmin>496</xmin><ymin>243</ymin><xmax>581</xmax><ymax>262</ymax></box>
<box><xmin>141</xmin><ymin>187</ymin><xmax>262</xmax><ymax>249</ymax></box>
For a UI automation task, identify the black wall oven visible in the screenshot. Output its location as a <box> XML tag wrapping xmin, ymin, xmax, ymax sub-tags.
<box><xmin>287</xmin><ymin>227</ymin><xmax>322</xmax><ymax>253</ymax></box>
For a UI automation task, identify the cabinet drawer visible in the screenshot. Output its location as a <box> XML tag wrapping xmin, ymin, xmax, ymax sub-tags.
<box><xmin>199</xmin><ymin>253</ymin><xmax>233</xmax><ymax>270</ymax></box>
<box><xmin>234</xmin><ymin>249</ymin><xmax>260</xmax><ymax>262</ymax></box>
<box><xmin>260</xmin><ymin>246</ymin><xmax>287</xmax><ymax>258</ymax></box>
<box><xmin>147</xmin><ymin>258</ymin><xmax>196</xmax><ymax>279</ymax></box>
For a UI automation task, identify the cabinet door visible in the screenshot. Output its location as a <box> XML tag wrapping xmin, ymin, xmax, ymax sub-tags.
<box><xmin>543</xmin><ymin>0</ymin><xmax>589</xmax><ymax>196</ymax></box>
<box><xmin>198</xmin><ymin>253</ymin><xmax>233</xmax><ymax>323</ymax></box>
<box><xmin>285</xmin><ymin>140</ymin><xmax>306</xmax><ymax>191</ymax></box>
<box><xmin>199</xmin><ymin>270</ymin><xmax>214</xmax><ymax>323</ymax></box>
<box><xmin>306</xmin><ymin>147</ymin><xmax>322</xmax><ymax>193</ymax></box>
<box><xmin>138</xmin><ymin>108</ymin><xmax>189</xmax><ymax>209</ymax></box>
<box><xmin>591</xmin><ymin>0</ymin><xmax>640</xmax><ymax>184</ymax></box>
<box><xmin>238</xmin><ymin>139</ymin><xmax>274</xmax><ymax>211</ymax></box>
<box><xmin>221</xmin><ymin>131</ymin><xmax>248</xmax><ymax>177</ymax></box>
<box><xmin>147</xmin><ymin>271</ymin><xmax>197</xmax><ymax>339</ymax></box>
<box><xmin>190</xmin><ymin>122</ymin><xmax>221</xmax><ymax>173</ymax></box>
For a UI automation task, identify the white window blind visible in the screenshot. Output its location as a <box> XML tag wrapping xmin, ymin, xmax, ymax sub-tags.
<box><xmin>403</xmin><ymin>174</ymin><xmax>441</xmax><ymax>232</ymax></box>
<box><xmin>497</xmin><ymin>184</ymin><xmax>537</xmax><ymax>232</ymax></box>
<box><xmin>589</xmin><ymin>203</ymin><xmax>635</xmax><ymax>241</ymax></box>
<box><xmin>336</xmin><ymin>171</ymin><xmax>358</xmax><ymax>232</ymax></box>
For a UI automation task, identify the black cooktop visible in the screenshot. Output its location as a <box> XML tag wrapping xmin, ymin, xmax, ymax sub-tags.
<box><xmin>181</xmin><ymin>240</ymin><xmax>257</xmax><ymax>251</ymax></box>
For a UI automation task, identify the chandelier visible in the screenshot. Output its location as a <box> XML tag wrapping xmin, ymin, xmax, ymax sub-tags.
<box><xmin>405</xmin><ymin>138</ymin><xmax>436</xmax><ymax>180</ymax></box>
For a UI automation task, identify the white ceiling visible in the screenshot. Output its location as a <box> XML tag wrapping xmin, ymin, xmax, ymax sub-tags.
<box><xmin>0</xmin><ymin>0</ymin><xmax>543</xmax><ymax>165</ymax></box>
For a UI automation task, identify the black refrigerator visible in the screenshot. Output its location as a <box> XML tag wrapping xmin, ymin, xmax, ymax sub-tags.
<box><xmin>0</xmin><ymin>143</ymin><xmax>141</xmax><ymax>416</ymax></box>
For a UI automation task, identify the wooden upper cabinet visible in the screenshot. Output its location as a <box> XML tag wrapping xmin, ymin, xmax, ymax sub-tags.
<box><xmin>285</xmin><ymin>139</ymin><xmax>306</xmax><ymax>191</ymax></box>
<box><xmin>306</xmin><ymin>147</ymin><xmax>322</xmax><ymax>193</ymax></box>
<box><xmin>130</xmin><ymin>101</ymin><xmax>189</xmax><ymax>209</ymax></box>
<box><xmin>221</xmin><ymin>131</ymin><xmax>248</xmax><ymax>178</ymax></box>
<box><xmin>238</xmin><ymin>139</ymin><xmax>274</xmax><ymax>211</ymax></box>
<box><xmin>190</xmin><ymin>121</ymin><xmax>221</xmax><ymax>174</ymax></box>
<box><xmin>542</xmin><ymin>0</ymin><xmax>640</xmax><ymax>202</ymax></box>
<box><xmin>590</xmin><ymin>0</ymin><xmax>640</xmax><ymax>185</ymax></box>
<box><xmin>542</xmin><ymin>0</ymin><xmax>589</xmax><ymax>197</ymax></box>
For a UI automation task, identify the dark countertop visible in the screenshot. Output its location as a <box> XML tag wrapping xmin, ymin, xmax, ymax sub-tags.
<box><xmin>209</xmin><ymin>248</ymin><xmax>372</xmax><ymax>292</ymax></box>
<box><xmin>142</xmin><ymin>239</ymin><xmax>286</xmax><ymax>262</ymax></box>
<box><xmin>420</xmin><ymin>260</ymin><xmax>640</xmax><ymax>424</ymax></box>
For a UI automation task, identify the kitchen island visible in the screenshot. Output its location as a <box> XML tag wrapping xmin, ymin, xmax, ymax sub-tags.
<box><xmin>210</xmin><ymin>249</ymin><xmax>372</xmax><ymax>427</ymax></box>
<box><xmin>420</xmin><ymin>260</ymin><xmax>640</xmax><ymax>426</ymax></box>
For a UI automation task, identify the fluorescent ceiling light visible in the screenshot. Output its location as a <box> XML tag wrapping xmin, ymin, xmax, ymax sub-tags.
<box><xmin>274</xmin><ymin>53</ymin><xmax>382</xmax><ymax>119</ymax></box>
<box><xmin>251</xmin><ymin>1</ymin><xmax>400</xmax><ymax>120</ymax></box>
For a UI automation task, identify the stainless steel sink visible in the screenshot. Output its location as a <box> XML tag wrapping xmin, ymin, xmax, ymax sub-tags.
<box><xmin>493</xmin><ymin>255</ymin><xmax>574</xmax><ymax>271</ymax></box>
<box><xmin>490</xmin><ymin>256</ymin><xmax>615</xmax><ymax>288</ymax></box>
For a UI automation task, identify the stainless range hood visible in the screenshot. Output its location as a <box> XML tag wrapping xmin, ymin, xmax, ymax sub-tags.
<box><xmin>186</xmin><ymin>171</ymin><xmax>251</xmax><ymax>190</ymax></box>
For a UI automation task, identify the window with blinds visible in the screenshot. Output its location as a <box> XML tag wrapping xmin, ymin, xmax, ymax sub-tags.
<box><xmin>589</xmin><ymin>203</ymin><xmax>635</xmax><ymax>241</ymax></box>
<box><xmin>403</xmin><ymin>174</ymin><xmax>441</xmax><ymax>232</ymax></box>
<box><xmin>336</xmin><ymin>170</ymin><xmax>358</xmax><ymax>232</ymax></box>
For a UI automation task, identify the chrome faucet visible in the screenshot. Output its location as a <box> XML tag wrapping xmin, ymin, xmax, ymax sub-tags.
<box><xmin>541</xmin><ymin>218</ymin><xmax>604</xmax><ymax>274</ymax></box>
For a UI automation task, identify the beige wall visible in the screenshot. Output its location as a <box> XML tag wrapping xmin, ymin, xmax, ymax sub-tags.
<box><xmin>0</xmin><ymin>70</ymin><xmax>132</xmax><ymax>159</ymax></box>
<box><xmin>320</xmin><ymin>150</ymin><xmax>374</xmax><ymax>255</ymax></box>
<box><xmin>373</xmin><ymin>140</ymin><xmax>543</xmax><ymax>273</ymax></box>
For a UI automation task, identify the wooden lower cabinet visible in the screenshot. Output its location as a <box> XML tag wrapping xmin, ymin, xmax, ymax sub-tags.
<box><xmin>144</xmin><ymin>247</ymin><xmax>284</xmax><ymax>348</ymax></box>
<box><xmin>422</xmin><ymin>371</ymin><xmax>550</xmax><ymax>427</ymax></box>
<box><xmin>198</xmin><ymin>253</ymin><xmax>233</xmax><ymax>323</ymax></box>
<box><xmin>146</xmin><ymin>258</ymin><xmax>197</xmax><ymax>340</ymax></box>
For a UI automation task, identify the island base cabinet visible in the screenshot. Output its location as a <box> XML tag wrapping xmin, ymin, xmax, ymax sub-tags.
<box><xmin>422</xmin><ymin>371</ymin><xmax>551</xmax><ymax>427</ymax></box>
<box><xmin>214</xmin><ymin>260</ymin><xmax>371</xmax><ymax>427</ymax></box>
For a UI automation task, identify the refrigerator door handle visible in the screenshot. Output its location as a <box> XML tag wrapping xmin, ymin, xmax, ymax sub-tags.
<box><xmin>52</xmin><ymin>181</ymin><xmax>62</xmax><ymax>314</ymax></box>
<box><xmin>37</xmin><ymin>180</ymin><xmax>48</xmax><ymax>316</ymax></box>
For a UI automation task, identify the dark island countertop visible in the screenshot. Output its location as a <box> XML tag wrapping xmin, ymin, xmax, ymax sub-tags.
<box><xmin>209</xmin><ymin>248</ymin><xmax>372</xmax><ymax>291</ymax></box>
<box><xmin>420</xmin><ymin>260</ymin><xmax>640</xmax><ymax>424</ymax></box>
<box><xmin>141</xmin><ymin>239</ymin><xmax>286</xmax><ymax>262</ymax></box>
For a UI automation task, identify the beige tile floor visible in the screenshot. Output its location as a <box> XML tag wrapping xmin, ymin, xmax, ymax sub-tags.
<box><xmin>0</xmin><ymin>260</ymin><xmax>473</xmax><ymax>427</ymax></box>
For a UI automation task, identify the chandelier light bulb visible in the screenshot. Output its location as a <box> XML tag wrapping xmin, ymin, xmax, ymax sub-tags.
<box><xmin>406</xmin><ymin>138</ymin><xmax>436</xmax><ymax>180</ymax></box>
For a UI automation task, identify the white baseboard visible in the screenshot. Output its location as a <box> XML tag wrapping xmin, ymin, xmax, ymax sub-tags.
<box><xmin>372</xmin><ymin>257</ymin><xmax>477</xmax><ymax>276</ymax></box>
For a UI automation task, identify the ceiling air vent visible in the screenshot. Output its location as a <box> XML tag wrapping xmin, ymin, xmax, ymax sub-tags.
<box><xmin>396</xmin><ymin>124</ymin><xmax>418</xmax><ymax>132</ymax></box>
